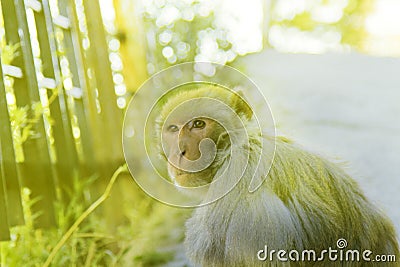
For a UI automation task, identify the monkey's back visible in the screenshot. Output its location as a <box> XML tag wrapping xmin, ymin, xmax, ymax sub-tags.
<box><xmin>184</xmin><ymin>137</ymin><xmax>399</xmax><ymax>266</ymax></box>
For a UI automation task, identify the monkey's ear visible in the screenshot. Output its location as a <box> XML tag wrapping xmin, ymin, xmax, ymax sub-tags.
<box><xmin>230</xmin><ymin>90</ymin><xmax>253</xmax><ymax>121</ymax></box>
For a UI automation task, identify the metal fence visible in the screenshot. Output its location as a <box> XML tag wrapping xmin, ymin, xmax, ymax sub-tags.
<box><xmin>0</xmin><ymin>0</ymin><xmax>126</xmax><ymax>240</ymax></box>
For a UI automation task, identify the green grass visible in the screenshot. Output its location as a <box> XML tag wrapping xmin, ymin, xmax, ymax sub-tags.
<box><xmin>0</xmin><ymin>167</ymin><xmax>189</xmax><ymax>266</ymax></box>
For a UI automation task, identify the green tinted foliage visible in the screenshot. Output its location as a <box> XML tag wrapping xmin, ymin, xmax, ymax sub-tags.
<box><xmin>0</xmin><ymin>173</ymin><xmax>187</xmax><ymax>266</ymax></box>
<box><xmin>335</xmin><ymin>0</ymin><xmax>374</xmax><ymax>48</ymax></box>
<box><xmin>143</xmin><ymin>0</ymin><xmax>234</xmax><ymax>72</ymax></box>
<box><xmin>278</xmin><ymin>12</ymin><xmax>318</xmax><ymax>31</ymax></box>
<box><xmin>269</xmin><ymin>0</ymin><xmax>375</xmax><ymax>51</ymax></box>
<box><xmin>0</xmin><ymin>43</ymin><xmax>20</xmax><ymax>65</ymax></box>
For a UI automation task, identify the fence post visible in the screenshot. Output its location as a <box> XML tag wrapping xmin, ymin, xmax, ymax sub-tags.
<box><xmin>0</xmin><ymin>61</ymin><xmax>24</xmax><ymax>229</ymax></box>
<box><xmin>0</xmin><ymin>60</ymin><xmax>11</xmax><ymax>241</ymax></box>
<box><xmin>82</xmin><ymin>0</ymin><xmax>124</xmax><ymax>174</ymax></box>
<box><xmin>0</xmin><ymin>157</ymin><xmax>10</xmax><ymax>241</ymax></box>
<box><xmin>33</xmin><ymin>0</ymin><xmax>80</xmax><ymax>203</ymax></box>
<box><xmin>57</xmin><ymin>0</ymin><xmax>98</xmax><ymax>177</ymax></box>
<box><xmin>1</xmin><ymin>0</ymin><xmax>57</xmax><ymax>228</ymax></box>
<box><xmin>113</xmin><ymin>0</ymin><xmax>148</xmax><ymax>92</ymax></box>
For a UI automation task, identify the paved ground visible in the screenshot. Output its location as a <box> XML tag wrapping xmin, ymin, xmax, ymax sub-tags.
<box><xmin>242</xmin><ymin>50</ymin><xmax>400</xmax><ymax>239</ymax></box>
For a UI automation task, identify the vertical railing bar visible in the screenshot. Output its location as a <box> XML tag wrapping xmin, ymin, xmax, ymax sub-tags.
<box><xmin>57</xmin><ymin>0</ymin><xmax>97</xmax><ymax>176</ymax></box>
<box><xmin>0</xmin><ymin>61</ymin><xmax>25</xmax><ymax>227</ymax></box>
<box><xmin>0</xmin><ymin>59</ymin><xmax>12</xmax><ymax>241</ymax></box>
<box><xmin>65</xmin><ymin>0</ymin><xmax>111</xmax><ymax>179</ymax></box>
<box><xmin>0</xmin><ymin>154</ymin><xmax>10</xmax><ymax>241</ymax></box>
<box><xmin>73</xmin><ymin>0</ymin><xmax>105</xmax><ymax>166</ymax></box>
<box><xmin>82</xmin><ymin>0</ymin><xmax>123</xmax><ymax>170</ymax></box>
<box><xmin>34</xmin><ymin>0</ymin><xmax>80</xmax><ymax>202</ymax></box>
<box><xmin>2</xmin><ymin>0</ymin><xmax>57</xmax><ymax>228</ymax></box>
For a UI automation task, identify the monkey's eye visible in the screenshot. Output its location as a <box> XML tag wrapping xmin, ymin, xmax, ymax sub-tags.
<box><xmin>167</xmin><ymin>125</ymin><xmax>179</xmax><ymax>132</ymax></box>
<box><xmin>192</xmin><ymin>119</ymin><xmax>206</xmax><ymax>129</ymax></box>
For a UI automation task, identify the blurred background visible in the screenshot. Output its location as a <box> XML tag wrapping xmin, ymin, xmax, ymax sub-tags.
<box><xmin>0</xmin><ymin>0</ymin><xmax>399</xmax><ymax>265</ymax></box>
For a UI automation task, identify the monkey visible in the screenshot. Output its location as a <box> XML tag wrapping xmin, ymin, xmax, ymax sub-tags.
<box><xmin>155</xmin><ymin>83</ymin><xmax>399</xmax><ymax>266</ymax></box>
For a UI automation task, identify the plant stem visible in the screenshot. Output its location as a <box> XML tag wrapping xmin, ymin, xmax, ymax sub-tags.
<box><xmin>43</xmin><ymin>164</ymin><xmax>128</xmax><ymax>267</ymax></box>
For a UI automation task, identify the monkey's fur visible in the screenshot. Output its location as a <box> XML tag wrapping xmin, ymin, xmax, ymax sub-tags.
<box><xmin>158</xmin><ymin>84</ymin><xmax>399</xmax><ymax>266</ymax></box>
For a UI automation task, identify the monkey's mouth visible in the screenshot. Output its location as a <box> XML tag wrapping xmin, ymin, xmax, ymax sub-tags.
<box><xmin>170</xmin><ymin>169</ymin><xmax>196</xmax><ymax>180</ymax></box>
<box><xmin>168</xmin><ymin>166</ymin><xmax>212</xmax><ymax>187</ymax></box>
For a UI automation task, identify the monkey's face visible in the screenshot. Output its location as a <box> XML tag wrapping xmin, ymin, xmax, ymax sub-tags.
<box><xmin>162</xmin><ymin>116</ymin><xmax>227</xmax><ymax>187</ymax></box>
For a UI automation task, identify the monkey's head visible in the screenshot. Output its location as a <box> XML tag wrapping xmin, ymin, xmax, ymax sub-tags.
<box><xmin>156</xmin><ymin>83</ymin><xmax>253</xmax><ymax>188</ymax></box>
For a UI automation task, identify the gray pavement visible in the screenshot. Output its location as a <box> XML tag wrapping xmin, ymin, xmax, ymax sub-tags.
<box><xmin>242</xmin><ymin>50</ymin><xmax>400</xmax><ymax>239</ymax></box>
